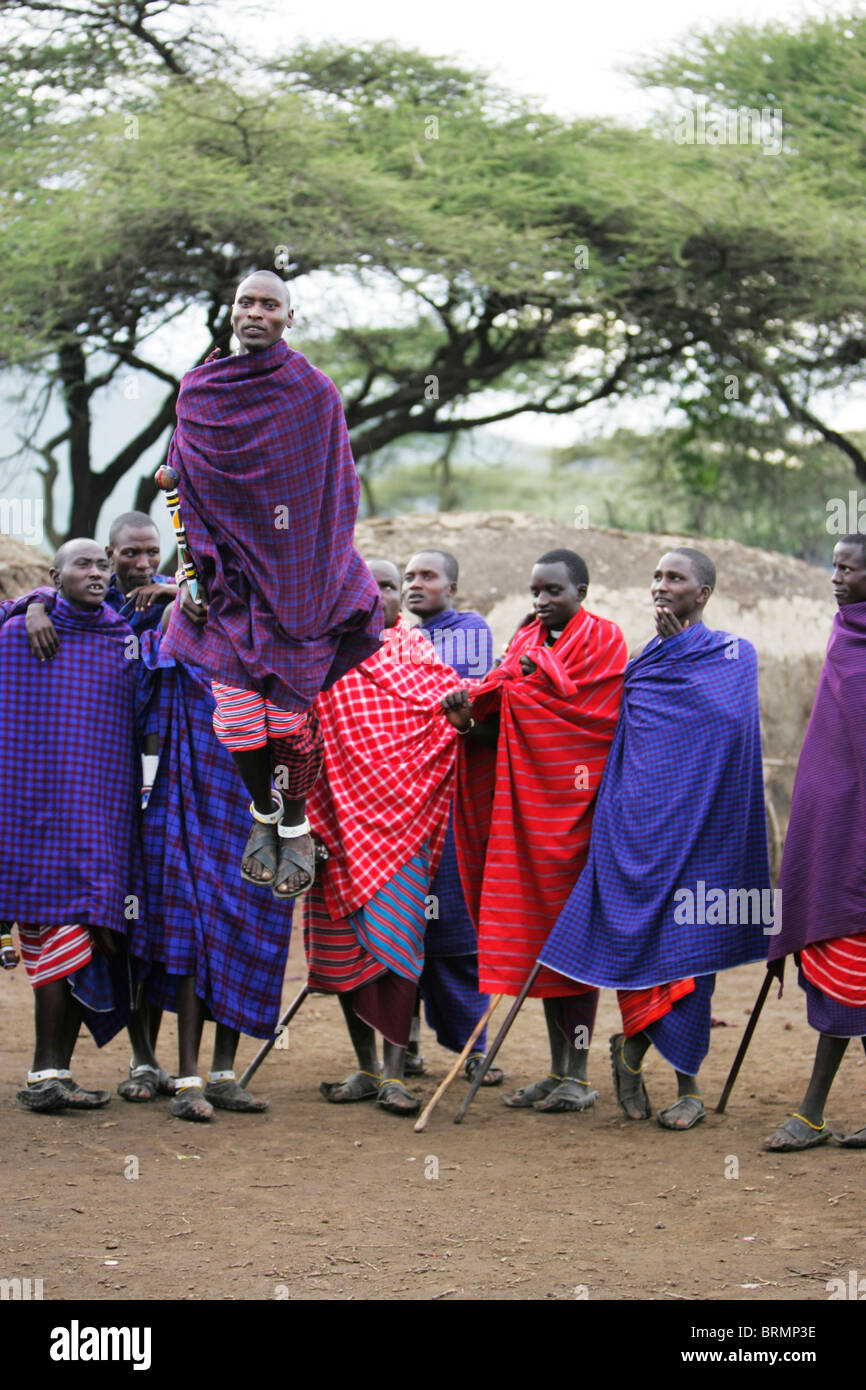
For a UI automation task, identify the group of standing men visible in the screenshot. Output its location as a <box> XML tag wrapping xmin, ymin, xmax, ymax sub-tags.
<box><xmin>2</xmin><ymin>269</ymin><xmax>865</xmax><ymax>1149</ymax></box>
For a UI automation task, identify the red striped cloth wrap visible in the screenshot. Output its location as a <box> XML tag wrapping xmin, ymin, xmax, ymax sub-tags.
<box><xmin>455</xmin><ymin>608</ymin><xmax>627</xmax><ymax>998</ymax></box>
<box><xmin>305</xmin><ymin>620</ymin><xmax>467</xmax><ymax>922</ymax></box>
<box><xmin>801</xmin><ymin>934</ymin><xmax>866</xmax><ymax>1007</ymax></box>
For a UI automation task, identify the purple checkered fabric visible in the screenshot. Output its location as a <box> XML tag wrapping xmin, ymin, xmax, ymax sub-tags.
<box><xmin>799</xmin><ymin>968</ymin><xmax>866</xmax><ymax>1038</ymax></box>
<box><xmin>132</xmin><ymin>629</ymin><xmax>303</xmax><ymax>1038</ymax></box>
<box><xmin>540</xmin><ymin>624</ymin><xmax>771</xmax><ymax>988</ymax></box>
<box><xmin>0</xmin><ymin>594</ymin><xmax>142</xmax><ymax>1043</ymax></box>
<box><xmin>0</xmin><ymin>593</ymin><xmax>144</xmax><ymax>932</ymax></box>
<box><xmin>161</xmin><ymin>340</ymin><xmax>382</xmax><ymax>709</ymax></box>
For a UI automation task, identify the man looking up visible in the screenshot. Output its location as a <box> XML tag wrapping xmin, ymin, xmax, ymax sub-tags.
<box><xmin>403</xmin><ymin>549</ymin><xmax>500</xmax><ymax>1084</ymax></box>
<box><xmin>0</xmin><ymin>541</ymin><xmax>141</xmax><ymax>1111</ymax></box>
<box><xmin>540</xmin><ymin>550</ymin><xmax>771</xmax><ymax>1130</ymax></box>
<box><xmin>163</xmin><ymin>270</ymin><xmax>382</xmax><ymax>900</ymax></box>
<box><xmin>443</xmin><ymin>550</ymin><xmax>627</xmax><ymax>1113</ymax></box>
<box><xmin>765</xmin><ymin>535</ymin><xmax>866</xmax><ymax>1151</ymax></box>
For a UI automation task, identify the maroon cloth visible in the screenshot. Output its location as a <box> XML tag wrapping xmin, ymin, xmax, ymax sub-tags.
<box><xmin>162</xmin><ymin>340</ymin><xmax>382</xmax><ymax>710</ymax></box>
<box><xmin>769</xmin><ymin>600</ymin><xmax>866</xmax><ymax>965</ymax></box>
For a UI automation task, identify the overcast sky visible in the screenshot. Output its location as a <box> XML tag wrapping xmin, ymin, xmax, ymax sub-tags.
<box><xmin>224</xmin><ymin>0</ymin><xmax>857</xmax><ymax>121</ymax></box>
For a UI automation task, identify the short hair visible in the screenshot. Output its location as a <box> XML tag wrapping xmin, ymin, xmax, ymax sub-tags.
<box><xmin>108</xmin><ymin>511</ymin><xmax>159</xmax><ymax>546</ymax></box>
<box><xmin>409</xmin><ymin>549</ymin><xmax>459</xmax><ymax>583</ymax></box>
<box><xmin>52</xmin><ymin>537</ymin><xmax>101</xmax><ymax>569</ymax></box>
<box><xmin>535</xmin><ymin>548</ymin><xmax>589</xmax><ymax>589</ymax></box>
<box><xmin>236</xmin><ymin>270</ymin><xmax>291</xmax><ymax>309</ymax></box>
<box><xmin>368</xmin><ymin>557</ymin><xmax>401</xmax><ymax>586</ymax></box>
<box><xmin>669</xmin><ymin>547</ymin><xmax>716</xmax><ymax>593</ymax></box>
<box><xmin>838</xmin><ymin>533</ymin><xmax>866</xmax><ymax>563</ymax></box>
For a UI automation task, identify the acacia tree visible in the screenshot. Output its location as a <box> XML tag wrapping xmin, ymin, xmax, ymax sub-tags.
<box><xmin>4</xmin><ymin>9</ymin><xmax>866</xmax><ymax>541</ymax></box>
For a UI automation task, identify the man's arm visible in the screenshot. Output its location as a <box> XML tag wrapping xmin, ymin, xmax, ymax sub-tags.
<box><xmin>441</xmin><ymin>688</ymin><xmax>499</xmax><ymax>745</ymax></box>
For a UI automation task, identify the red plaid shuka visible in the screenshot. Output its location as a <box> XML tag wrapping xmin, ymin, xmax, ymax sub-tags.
<box><xmin>306</xmin><ymin>620</ymin><xmax>466</xmax><ymax>920</ymax></box>
<box><xmin>455</xmin><ymin>607</ymin><xmax>627</xmax><ymax>998</ymax></box>
<box><xmin>801</xmin><ymin>934</ymin><xmax>866</xmax><ymax>1008</ymax></box>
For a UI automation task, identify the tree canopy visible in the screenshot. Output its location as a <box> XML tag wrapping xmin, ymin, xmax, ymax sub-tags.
<box><xmin>2</xmin><ymin>3</ymin><xmax>866</xmax><ymax>547</ymax></box>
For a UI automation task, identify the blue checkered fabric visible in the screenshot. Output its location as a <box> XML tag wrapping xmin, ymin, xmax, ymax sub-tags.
<box><xmin>420</xmin><ymin>952</ymin><xmax>490</xmax><ymax>1053</ymax></box>
<box><xmin>540</xmin><ymin>624</ymin><xmax>771</xmax><ymax>988</ymax></box>
<box><xmin>133</xmin><ymin>630</ymin><xmax>302</xmax><ymax>1039</ymax></box>
<box><xmin>643</xmin><ymin>974</ymin><xmax>716</xmax><ymax>1074</ymax></box>
<box><xmin>417</xmin><ymin>609</ymin><xmax>493</xmax><ymax>1043</ymax></box>
<box><xmin>799</xmin><ymin>968</ymin><xmax>866</xmax><ymax>1038</ymax></box>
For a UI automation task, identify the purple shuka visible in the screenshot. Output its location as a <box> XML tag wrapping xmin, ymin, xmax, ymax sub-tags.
<box><xmin>161</xmin><ymin>340</ymin><xmax>382</xmax><ymax>709</ymax></box>
<box><xmin>769</xmin><ymin>600</ymin><xmax>866</xmax><ymax>964</ymax></box>
<box><xmin>0</xmin><ymin>594</ymin><xmax>142</xmax><ymax>1041</ymax></box>
<box><xmin>131</xmin><ymin>630</ymin><xmax>300</xmax><ymax>1038</ymax></box>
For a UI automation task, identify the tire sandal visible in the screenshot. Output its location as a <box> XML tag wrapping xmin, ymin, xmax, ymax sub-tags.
<box><xmin>534</xmin><ymin>1077</ymin><xmax>598</xmax><ymax>1112</ymax></box>
<box><xmin>656</xmin><ymin>1094</ymin><xmax>707</xmax><ymax>1130</ymax></box>
<box><xmin>170</xmin><ymin>1075</ymin><xmax>214</xmax><ymax>1122</ymax></box>
<box><xmin>273</xmin><ymin>816</ymin><xmax>315</xmax><ymax>900</ymax></box>
<box><xmin>241</xmin><ymin>791</ymin><xmax>283</xmax><ymax>887</ymax></box>
<box><xmin>57</xmin><ymin>1071</ymin><xmax>111</xmax><ymax>1108</ymax></box>
<box><xmin>118</xmin><ymin>1064</ymin><xmax>162</xmax><ymax>1102</ymax></box>
<box><xmin>465</xmin><ymin>1052</ymin><xmax>504</xmax><ymax>1087</ymax></box>
<box><xmin>204</xmin><ymin>1069</ymin><xmax>269</xmax><ymax>1112</ymax></box>
<box><xmin>17</xmin><ymin>1068</ymin><xmax>69</xmax><ymax>1113</ymax></box>
<box><xmin>609</xmin><ymin>1032</ymin><xmax>652</xmax><ymax>1120</ymax></box>
<box><xmin>503</xmin><ymin>1074</ymin><xmax>562</xmax><ymax>1108</ymax></box>
<box><xmin>319</xmin><ymin>1069</ymin><xmax>381</xmax><ymax>1103</ymax></box>
<box><xmin>763</xmin><ymin>1112</ymin><xmax>832</xmax><ymax>1152</ymax></box>
<box><xmin>376</xmin><ymin>1078</ymin><xmax>421</xmax><ymax>1116</ymax></box>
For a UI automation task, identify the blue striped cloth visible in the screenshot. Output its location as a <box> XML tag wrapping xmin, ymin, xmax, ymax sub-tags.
<box><xmin>540</xmin><ymin>624</ymin><xmax>771</xmax><ymax>988</ymax></box>
<box><xmin>351</xmin><ymin>845</ymin><xmax>431</xmax><ymax>983</ymax></box>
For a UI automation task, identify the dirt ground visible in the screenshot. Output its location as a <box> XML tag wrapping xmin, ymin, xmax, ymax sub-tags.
<box><xmin>2</xmin><ymin>932</ymin><xmax>864</xmax><ymax>1304</ymax></box>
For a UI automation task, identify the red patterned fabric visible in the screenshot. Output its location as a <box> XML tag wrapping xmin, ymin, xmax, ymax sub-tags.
<box><xmin>306</xmin><ymin>620</ymin><xmax>466</xmax><ymax>919</ymax></box>
<box><xmin>801</xmin><ymin>934</ymin><xmax>866</xmax><ymax>1007</ymax></box>
<box><xmin>17</xmin><ymin>923</ymin><xmax>92</xmax><ymax>987</ymax></box>
<box><xmin>618</xmin><ymin>979</ymin><xmax>695</xmax><ymax>1036</ymax></box>
<box><xmin>455</xmin><ymin>607</ymin><xmax>627</xmax><ymax>998</ymax></box>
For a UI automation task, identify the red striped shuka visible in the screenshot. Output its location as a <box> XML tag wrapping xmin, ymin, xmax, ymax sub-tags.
<box><xmin>455</xmin><ymin>606</ymin><xmax>627</xmax><ymax>998</ymax></box>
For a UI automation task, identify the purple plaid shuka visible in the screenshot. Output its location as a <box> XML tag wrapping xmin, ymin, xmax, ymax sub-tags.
<box><xmin>161</xmin><ymin>340</ymin><xmax>382</xmax><ymax>709</ymax></box>
<box><xmin>0</xmin><ymin>594</ymin><xmax>144</xmax><ymax>932</ymax></box>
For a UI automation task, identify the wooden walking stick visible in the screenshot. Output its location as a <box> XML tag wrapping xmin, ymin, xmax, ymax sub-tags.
<box><xmin>414</xmin><ymin>994</ymin><xmax>503</xmax><ymax>1133</ymax></box>
<box><xmin>239</xmin><ymin>984</ymin><xmax>309</xmax><ymax>1089</ymax></box>
<box><xmin>715</xmin><ymin>968</ymin><xmax>774</xmax><ymax>1114</ymax></box>
<box><xmin>454</xmin><ymin>963</ymin><xmax>541</xmax><ymax>1123</ymax></box>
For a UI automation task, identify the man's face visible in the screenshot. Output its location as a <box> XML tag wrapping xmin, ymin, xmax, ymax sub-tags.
<box><xmin>369</xmin><ymin>560</ymin><xmax>402</xmax><ymax>628</ymax></box>
<box><xmin>530</xmin><ymin>561</ymin><xmax>585</xmax><ymax>630</ymax></box>
<box><xmin>106</xmin><ymin>525</ymin><xmax>161</xmax><ymax>594</ymax></box>
<box><xmin>50</xmin><ymin>541</ymin><xmax>110</xmax><ymax>610</ymax></box>
<box><xmin>403</xmin><ymin>552</ymin><xmax>456</xmax><ymax>618</ymax></box>
<box><xmin>651</xmin><ymin>552</ymin><xmax>709</xmax><ymax>622</ymax></box>
<box><xmin>231</xmin><ymin>275</ymin><xmax>292</xmax><ymax>352</ymax></box>
<box><xmin>832</xmin><ymin>541</ymin><xmax>866</xmax><ymax>607</ymax></box>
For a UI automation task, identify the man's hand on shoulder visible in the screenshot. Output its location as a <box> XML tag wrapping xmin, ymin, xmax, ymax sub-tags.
<box><xmin>130</xmin><ymin>581</ymin><xmax>177</xmax><ymax>612</ymax></box>
<box><xmin>25</xmin><ymin>602</ymin><xmax>59</xmax><ymax>661</ymax></box>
